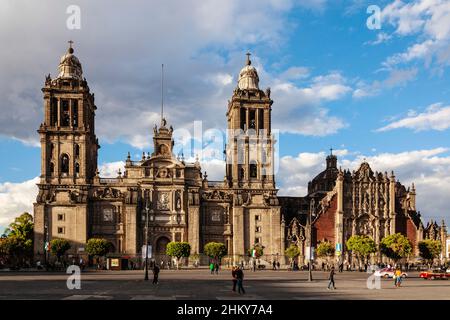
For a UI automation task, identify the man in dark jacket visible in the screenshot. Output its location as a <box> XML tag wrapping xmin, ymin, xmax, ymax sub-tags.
<box><xmin>327</xmin><ymin>266</ymin><xmax>336</xmax><ymax>290</ymax></box>
<box><xmin>235</xmin><ymin>267</ymin><xmax>245</xmax><ymax>294</ymax></box>
<box><xmin>152</xmin><ymin>264</ymin><xmax>160</xmax><ymax>285</ymax></box>
<box><xmin>231</xmin><ymin>266</ymin><xmax>238</xmax><ymax>292</ymax></box>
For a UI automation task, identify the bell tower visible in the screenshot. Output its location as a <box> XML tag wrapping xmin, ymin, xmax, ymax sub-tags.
<box><xmin>226</xmin><ymin>53</ymin><xmax>275</xmax><ymax>189</ymax></box>
<box><xmin>39</xmin><ymin>41</ymin><xmax>99</xmax><ymax>185</ymax></box>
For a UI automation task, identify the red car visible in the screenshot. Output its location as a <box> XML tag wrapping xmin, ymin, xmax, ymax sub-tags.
<box><xmin>419</xmin><ymin>269</ymin><xmax>449</xmax><ymax>280</ymax></box>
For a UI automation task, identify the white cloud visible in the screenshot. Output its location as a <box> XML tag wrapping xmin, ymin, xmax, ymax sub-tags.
<box><xmin>353</xmin><ymin>68</ymin><xmax>418</xmax><ymax>99</ymax></box>
<box><xmin>99</xmin><ymin>161</ymin><xmax>125</xmax><ymax>178</ymax></box>
<box><xmin>381</xmin><ymin>0</ymin><xmax>450</xmax><ymax>68</ymax></box>
<box><xmin>377</xmin><ymin>102</ymin><xmax>450</xmax><ymax>132</ymax></box>
<box><xmin>0</xmin><ymin>177</ymin><xmax>39</xmax><ymax>230</ymax></box>
<box><xmin>0</xmin><ymin>0</ymin><xmax>330</xmax><ymax>147</ymax></box>
<box><xmin>365</xmin><ymin>32</ymin><xmax>392</xmax><ymax>46</ymax></box>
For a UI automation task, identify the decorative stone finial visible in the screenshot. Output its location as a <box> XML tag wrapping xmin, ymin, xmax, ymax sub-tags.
<box><xmin>246</xmin><ymin>52</ymin><xmax>251</xmax><ymax>65</ymax></box>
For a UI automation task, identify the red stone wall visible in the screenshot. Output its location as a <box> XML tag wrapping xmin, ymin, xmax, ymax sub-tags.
<box><xmin>313</xmin><ymin>195</ymin><xmax>337</xmax><ymax>245</ymax></box>
<box><xmin>395</xmin><ymin>214</ymin><xmax>418</xmax><ymax>252</ymax></box>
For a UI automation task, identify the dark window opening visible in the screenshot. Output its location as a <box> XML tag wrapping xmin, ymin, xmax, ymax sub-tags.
<box><xmin>75</xmin><ymin>163</ymin><xmax>80</xmax><ymax>176</ymax></box>
<box><xmin>240</xmin><ymin>108</ymin><xmax>246</xmax><ymax>130</ymax></box>
<box><xmin>50</xmin><ymin>143</ymin><xmax>55</xmax><ymax>159</ymax></box>
<box><xmin>249</xmin><ymin>109</ymin><xmax>256</xmax><ymax>129</ymax></box>
<box><xmin>49</xmin><ymin>162</ymin><xmax>54</xmax><ymax>176</ymax></box>
<box><xmin>250</xmin><ymin>163</ymin><xmax>257</xmax><ymax>178</ymax></box>
<box><xmin>51</xmin><ymin>98</ymin><xmax>58</xmax><ymax>126</ymax></box>
<box><xmin>258</xmin><ymin>109</ymin><xmax>264</xmax><ymax>131</ymax></box>
<box><xmin>61</xmin><ymin>100</ymin><xmax>70</xmax><ymax>127</ymax></box>
<box><xmin>75</xmin><ymin>144</ymin><xmax>80</xmax><ymax>158</ymax></box>
<box><xmin>61</xmin><ymin>154</ymin><xmax>69</xmax><ymax>175</ymax></box>
<box><xmin>72</xmin><ymin>100</ymin><xmax>78</xmax><ymax>127</ymax></box>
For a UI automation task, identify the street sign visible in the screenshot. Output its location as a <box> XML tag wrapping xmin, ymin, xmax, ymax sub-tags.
<box><xmin>141</xmin><ymin>245</ymin><xmax>152</xmax><ymax>259</ymax></box>
<box><xmin>252</xmin><ymin>249</ymin><xmax>256</xmax><ymax>258</ymax></box>
<box><xmin>335</xmin><ymin>243</ymin><xmax>342</xmax><ymax>252</ymax></box>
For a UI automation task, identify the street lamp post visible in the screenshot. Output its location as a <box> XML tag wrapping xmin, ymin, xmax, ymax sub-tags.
<box><xmin>44</xmin><ymin>221</ymin><xmax>49</xmax><ymax>267</ymax></box>
<box><xmin>144</xmin><ymin>200</ymin><xmax>150</xmax><ymax>281</ymax></box>
<box><xmin>308</xmin><ymin>198</ymin><xmax>315</xmax><ymax>282</ymax></box>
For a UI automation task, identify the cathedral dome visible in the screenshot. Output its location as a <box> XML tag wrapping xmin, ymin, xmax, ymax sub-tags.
<box><xmin>57</xmin><ymin>42</ymin><xmax>83</xmax><ymax>80</ymax></box>
<box><xmin>237</xmin><ymin>53</ymin><xmax>259</xmax><ymax>90</ymax></box>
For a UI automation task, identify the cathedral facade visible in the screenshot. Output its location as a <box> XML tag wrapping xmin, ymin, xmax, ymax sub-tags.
<box><xmin>33</xmin><ymin>44</ymin><xmax>446</xmax><ymax>265</ymax></box>
<box><xmin>33</xmin><ymin>45</ymin><xmax>283</xmax><ymax>264</ymax></box>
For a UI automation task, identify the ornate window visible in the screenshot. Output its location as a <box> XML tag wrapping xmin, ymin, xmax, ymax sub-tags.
<box><xmin>75</xmin><ymin>144</ymin><xmax>80</xmax><ymax>158</ymax></box>
<box><xmin>72</xmin><ymin>100</ymin><xmax>78</xmax><ymax>127</ymax></box>
<box><xmin>103</xmin><ymin>208</ymin><xmax>114</xmax><ymax>222</ymax></box>
<box><xmin>61</xmin><ymin>154</ymin><xmax>69</xmax><ymax>175</ymax></box>
<box><xmin>49</xmin><ymin>162</ymin><xmax>55</xmax><ymax>176</ymax></box>
<box><xmin>211</xmin><ymin>208</ymin><xmax>222</xmax><ymax>222</ymax></box>
<box><xmin>157</xmin><ymin>192</ymin><xmax>170</xmax><ymax>210</ymax></box>
<box><xmin>250</xmin><ymin>163</ymin><xmax>257</xmax><ymax>178</ymax></box>
<box><xmin>61</xmin><ymin>100</ymin><xmax>70</xmax><ymax>127</ymax></box>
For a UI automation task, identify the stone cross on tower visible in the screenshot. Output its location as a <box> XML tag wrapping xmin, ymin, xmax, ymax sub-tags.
<box><xmin>246</xmin><ymin>52</ymin><xmax>251</xmax><ymax>65</ymax></box>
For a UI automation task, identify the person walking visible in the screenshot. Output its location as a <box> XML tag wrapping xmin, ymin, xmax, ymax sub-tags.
<box><xmin>210</xmin><ymin>262</ymin><xmax>215</xmax><ymax>274</ymax></box>
<box><xmin>394</xmin><ymin>268</ymin><xmax>402</xmax><ymax>287</ymax></box>
<box><xmin>231</xmin><ymin>266</ymin><xmax>238</xmax><ymax>292</ymax></box>
<box><xmin>327</xmin><ymin>266</ymin><xmax>336</xmax><ymax>290</ymax></box>
<box><xmin>214</xmin><ymin>262</ymin><xmax>219</xmax><ymax>275</ymax></box>
<box><xmin>272</xmin><ymin>261</ymin><xmax>276</xmax><ymax>270</ymax></box>
<box><xmin>235</xmin><ymin>267</ymin><xmax>245</xmax><ymax>295</ymax></box>
<box><xmin>276</xmin><ymin>261</ymin><xmax>280</xmax><ymax>270</ymax></box>
<box><xmin>152</xmin><ymin>264</ymin><xmax>160</xmax><ymax>285</ymax></box>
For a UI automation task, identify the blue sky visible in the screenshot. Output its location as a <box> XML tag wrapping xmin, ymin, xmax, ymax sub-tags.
<box><xmin>1</xmin><ymin>0</ymin><xmax>450</xmax><ymax>232</ymax></box>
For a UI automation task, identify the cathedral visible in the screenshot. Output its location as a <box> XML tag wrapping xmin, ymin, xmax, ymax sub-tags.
<box><xmin>33</xmin><ymin>43</ymin><xmax>446</xmax><ymax>265</ymax></box>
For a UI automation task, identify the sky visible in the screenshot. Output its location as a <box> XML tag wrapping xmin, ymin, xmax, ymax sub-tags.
<box><xmin>1</xmin><ymin>0</ymin><xmax>450</xmax><ymax>232</ymax></box>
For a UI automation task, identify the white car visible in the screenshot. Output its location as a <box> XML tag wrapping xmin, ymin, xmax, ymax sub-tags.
<box><xmin>374</xmin><ymin>268</ymin><xmax>408</xmax><ymax>278</ymax></box>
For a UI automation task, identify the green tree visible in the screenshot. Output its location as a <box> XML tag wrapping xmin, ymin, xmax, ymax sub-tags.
<box><xmin>1</xmin><ymin>213</ymin><xmax>34</xmax><ymax>267</ymax></box>
<box><xmin>166</xmin><ymin>242</ymin><xmax>191</xmax><ymax>269</ymax></box>
<box><xmin>86</xmin><ymin>238</ymin><xmax>112</xmax><ymax>267</ymax></box>
<box><xmin>285</xmin><ymin>244</ymin><xmax>300</xmax><ymax>269</ymax></box>
<box><xmin>203</xmin><ymin>242</ymin><xmax>227</xmax><ymax>263</ymax></box>
<box><xmin>380</xmin><ymin>233</ymin><xmax>412</xmax><ymax>263</ymax></box>
<box><xmin>316</xmin><ymin>241</ymin><xmax>335</xmax><ymax>264</ymax></box>
<box><xmin>346</xmin><ymin>235</ymin><xmax>377</xmax><ymax>268</ymax></box>
<box><xmin>248</xmin><ymin>244</ymin><xmax>264</xmax><ymax>258</ymax></box>
<box><xmin>418</xmin><ymin>239</ymin><xmax>441</xmax><ymax>266</ymax></box>
<box><xmin>50</xmin><ymin>238</ymin><xmax>71</xmax><ymax>262</ymax></box>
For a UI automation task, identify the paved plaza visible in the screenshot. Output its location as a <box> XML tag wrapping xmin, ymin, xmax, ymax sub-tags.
<box><xmin>0</xmin><ymin>269</ymin><xmax>449</xmax><ymax>300</ymax></box>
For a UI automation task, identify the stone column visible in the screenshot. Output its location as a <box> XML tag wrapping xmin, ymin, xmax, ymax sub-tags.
<box><xmin>389</xmin><ymin>172</ymin><xmax>396</xmax><ymax>234</ymax></box>
<box><xmin>57</xmin><ymin>98</ymin><xmax>61</xmax><ymax>127</ymax></box>
<box><xmin>187</xmin><ymin>206</ymin><xmax>200</xmax><ymax>255</ymax></box>
<box><xmin>232</xmin><ymin>206</ymin><xmax>245</xmax><ymax>265</ymax></box>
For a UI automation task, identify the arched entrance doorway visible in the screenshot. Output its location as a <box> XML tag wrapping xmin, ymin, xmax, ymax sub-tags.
<box><xmin>155</xmin><ymin>236</ymin><xmax>170</xmax><ymax>266</ymax></box>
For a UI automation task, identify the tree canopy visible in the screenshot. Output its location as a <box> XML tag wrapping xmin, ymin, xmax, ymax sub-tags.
<box><xmin>316</xmin><ymin>241</ymin><xmax>335</xmax><ymax>258</ymax></box>
<box><xmin>85</xmin><ymin>238</ymin><xmax>112</xmax><ymax>257</ymax></box>
<box><xmin>418</xmin><ymin>239</ymin><xmax>441</xmax><ymax>263</ymax></box>
<box><xmin>0</xmin><ymin>212</ymin><xmax>34</xmax><ymax>266</ymax></box>
<box><xmin>380</xmin><ymin>233</ymin><xmax>412</xmax><ymax>262</ymax></box>
<box><xmin>285</xmin><ymin>244</ymin><xmax>300</xmax><ymax>261</ymax></box>
<box><xmin>248</xmin><ymin>244</ymin><xmax>264</xmax><ymax>258</ymax></box>
<box><xmin>203</xmin><ymin>242</ymin><xmax>227</xmax><ymax>261</ymax></box>
<box><xmin>50</xmin><ymin>238</ymin><xmax>71</xmax><ymax>260</ymax></box>
<box><xmin>346</xmin><ymin>235</ymin><xmax>377</xmax><ymax>263</ymax></box>
<box><xmin>166</xmin><ymin>242</ymin><xmax>191</xmax><ymax>269</ymax></box>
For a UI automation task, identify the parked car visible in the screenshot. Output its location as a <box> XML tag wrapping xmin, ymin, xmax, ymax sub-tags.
<box><xmin>419</xmin><ymin>269</ymin><xmax>449</xmax><ymax>280</ymax></box>
<box><xmin>374</xmin><ymin>268</ymin><xmax>408</xmax><ymax>278</ymax></box>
